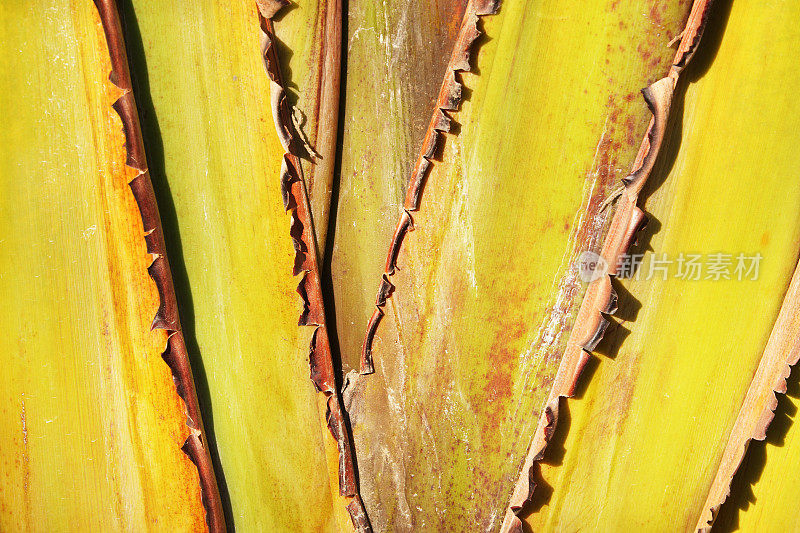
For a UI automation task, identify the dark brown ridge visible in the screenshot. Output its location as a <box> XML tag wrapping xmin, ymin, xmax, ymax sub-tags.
<box><xmin>256</xmin><ymin>1</ymin><xmax>372</xmax><ymax>529</ymax></box>
<box><xmin>92</xmin><ymin>1</ymin><xmax>225</xmax><ymax>531</ymax></box>
<box><xmin>361</xmin><ymin>0</ymin><xmax>501</xmax><ymax>375</ymax></box>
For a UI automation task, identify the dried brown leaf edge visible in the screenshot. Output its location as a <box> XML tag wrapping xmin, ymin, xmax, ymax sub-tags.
<box><xmin>697</xmin><ymin>262</ymin><xmax>800</xmax><ymax>529</ymax></box>
<box><xmin>360</xmin><ymin>0</ymin><xmax>501</xmax><ymax>374</ymax></box>
<box><xmin>499</xmin><ymin>1</ymin><xmax>715</xmax><ymax>530</ymax></box>
<box><xmin>257</xmin><ymin>1</ymin><xmax>371</xmax><ymax>530</ymax></box>
<box><xmin>93</xmin><ymin>0</ymin><xmax>225</xmax><ymax>530</ymax></box>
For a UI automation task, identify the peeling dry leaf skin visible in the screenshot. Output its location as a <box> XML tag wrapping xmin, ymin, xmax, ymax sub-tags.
<box><xmin>124</xmin><ymin>1</ymin><xmax>360</xmax><ymax>529</ymax></box>
<box><xmin>258</xmin><ymin>3</ymin><xmax>369</xmax><ymax>528</ymax></box>
<box><xmin>272</xmin><ymin>0</ymin><xmax>341</xmax><ymax>251</ymax></box>
<box><xmin>346</xmin><ymin>0</ymin><xmax>694</xmax><ymax>530</ymax></box>
<box><xmin>526</xmin><ymin>0</ymin><xmax>800</xmax><ymax>529</ymax></box>
<box><xmin>331</xmin><ymin>0</ymin><xmax>469</xmax><ymax>373</ymax></box>
<box><xmin>361</xmin><ymin>0</ymin><xmax>504</xmax><ymax>375</ymax></box>
<box><xmin>0</xmin><ymin>1</ymin><xmax>219</xmax><ymax>530</ymax></box>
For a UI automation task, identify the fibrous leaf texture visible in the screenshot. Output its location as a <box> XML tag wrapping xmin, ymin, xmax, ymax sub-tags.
<box><xmin>0</xmin><ymin>0</ymin><xmax>221</xmax><ymax>530</ymax></box>
<box><xmin>331</xmin><ymin>0</ymin><xmax>470</xmax><ymax>374</ymax></box>
<box><xmin>504</xmin><ymin>1</ymin><xmax>712</xmax><ymax>529</ymax></box>
<box><xmin>5</xmin><ymin>0</ymin><xmax>800</xmax><ymax>531</ymax></box>
<box><xmin>339</xmin><ymin>0</ymin><xmax>708</xmax><ymax>530</ymax></box>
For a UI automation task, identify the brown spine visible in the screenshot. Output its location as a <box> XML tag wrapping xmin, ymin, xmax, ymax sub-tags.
<box><xmin>257</xmin><ymin>3</ymin><xmax>371</xmax><ymax>530</ymax></box>
<box><xmin>92</xmin><ymin>1</ymin><xmax>225</xmax><ymax>531</ymax></box>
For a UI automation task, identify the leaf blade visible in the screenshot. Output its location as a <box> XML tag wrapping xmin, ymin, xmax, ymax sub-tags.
<box><xmin>0</xmin><ymin>1</ymin><xmax>217</xmax><ymax>529</ymax></box>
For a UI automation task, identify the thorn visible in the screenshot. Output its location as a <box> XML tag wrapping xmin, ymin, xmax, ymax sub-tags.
<box><xmin>599</xmin><ymin>184</ymin><xmax>625</xmax><ymax>213</ymax></box>
<box><xmin>667</xmin><ymin>29</ymin><xmax>685</xmax><ymax>48</ymax></box>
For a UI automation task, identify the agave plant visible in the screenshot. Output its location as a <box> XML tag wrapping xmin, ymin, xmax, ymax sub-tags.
<box><xmin>2</xmin><ymin>0</ymin><xmax>799</xmax><ymax>531</ymax></box>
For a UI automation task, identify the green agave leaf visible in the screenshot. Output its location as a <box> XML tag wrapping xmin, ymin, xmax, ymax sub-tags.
<box><xmin>716</xmin><ymin>364</ymin><xmax>800</xmax><ymax>532</ymax></box>
<box><xmin>7</xmin><ymin>0</ymin><xmax>799</xmax><ymax>531</ymax></box>
<box><xmin>712</xmin><ymin>266</ymin><xmax>800</xmax><ymax>532</ymax></box>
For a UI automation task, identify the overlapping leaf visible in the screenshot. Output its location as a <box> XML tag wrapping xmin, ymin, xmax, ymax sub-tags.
<box><xmin>122</xmin><ymin>1</ymin><xmax>360</xmax><ymax>529</ymax></box>
<box><xmin>338</xmin><ymin>0</ymin><xmax>697</xmax><ymax>529</ymax></box>
<box><xmin>5</xmin><ymin>0</ymin><xmax>800</xmax><ymax>531</ymax></box>
<box><xmin>331</xmin><ymin>0</ymin><xmax>469</xmax><ymax>372</ymax></box>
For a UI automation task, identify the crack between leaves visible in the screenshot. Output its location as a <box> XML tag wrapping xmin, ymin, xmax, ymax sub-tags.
<box><xmin>256</xmin><ymin>1</ymin><xmax>372</xmax><ymax>530</ymax></box>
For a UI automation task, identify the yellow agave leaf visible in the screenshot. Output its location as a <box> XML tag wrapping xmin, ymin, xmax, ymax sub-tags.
<box><xmin>331</xmin><ymin>0</ymin><xmax>468</xmax><ymax>372</ymax></box>
<box><xmin>340</xmin><ymin>0</ymin><xmax>699</xmax><ymax>530</ymax></box>
<box><xmin>527</xmin><ymin>0</ymin><xmax>800</xmax><ymax>530</ymax></box>
<box><xmin>0</xmin><ymin>0</ymin><xmax>221</xmax><ymax>530</ymax></box>
<box><xmin>123</xmin><ymin>0</ymin><xmax>364</xmax><ymax>529</ymax></box>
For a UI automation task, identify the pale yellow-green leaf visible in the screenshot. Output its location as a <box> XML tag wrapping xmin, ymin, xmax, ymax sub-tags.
<box><xmin>527</xmin><ymin>1</ymin><xmax>800</xmax><ymax>529</ymax></box>
<box><xmin>716</xmin><ymin>382</ymin><xmax>800</xmax><ymax>531</ymax></box>
<box><xmin>0</xmin><ymin>2</ymin><xmax>207</xmax><ymax>530</ymax></box>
